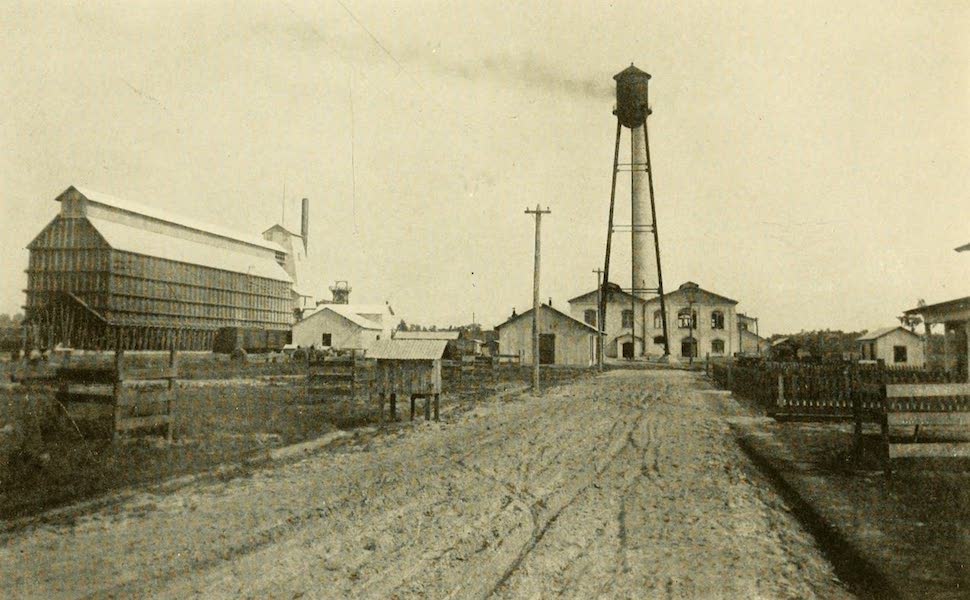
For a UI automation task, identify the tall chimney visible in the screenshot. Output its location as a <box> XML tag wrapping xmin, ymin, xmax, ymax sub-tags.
<box><xmin>300</xmin><ymin>197</ymin><xmax>309</xmax><ymax>254</ymax></box>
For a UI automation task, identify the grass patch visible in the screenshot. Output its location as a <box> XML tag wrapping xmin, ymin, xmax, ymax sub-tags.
<box><xmin>1</xmin><ymin>363</ymin><xmax>594</xmax><ymax>520</ymax></box>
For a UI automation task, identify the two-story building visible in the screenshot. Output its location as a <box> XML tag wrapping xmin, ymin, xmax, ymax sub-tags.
<box><xmin>639</xmin><ymin>282</ymin><xmax>740</xmax><ymax>360</ymax></box>
<box><xmin>568</xmin><ymin>282</ymin><xmax>647</xmax><ymax>359</ymax></box>
<box><xmin>568</xmin><ymin>281</ymin><xmax>754</xmax><ymax>360</ymax></box>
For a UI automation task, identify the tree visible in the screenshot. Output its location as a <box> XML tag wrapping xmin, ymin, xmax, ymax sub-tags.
<box><xmin>396</xmin><ymin>319</ymin><xmax>408</xmax><ymax>331</ymax></box>
<box><xmin>897</xmin><ymin>313</ymin><xmax>922</xmax><ymax>333</ymax></box>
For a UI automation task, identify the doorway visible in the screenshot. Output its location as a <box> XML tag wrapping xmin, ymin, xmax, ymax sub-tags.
<box><xmin>622</xmin><ymin>341</ymin><xmax>634</xmax><ymax>359</ymax></box>
<box><xmin>539</xmin><ymin>334</ymin><xmax>555</xmax><ymax>364</ymax></box>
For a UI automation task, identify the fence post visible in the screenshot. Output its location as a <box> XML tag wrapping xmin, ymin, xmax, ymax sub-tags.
<box><xmin>776</xmin><ymin>373</ymin><xmax>785</xmax><ymax>410</ymax></box>
<box><xmin>705</xmin><ymin>353</ymin><xmax>710</xmax><ymax>377</ymax></box>
<box><xmin>167</xmin><ymin>335</ymin><xmax>178</xmax><ymax>442</ymax></box>
<box><xmin>726</xmin><ymin>362</ymin><xmax>734</xmax><ymax>390</ymax></box>
<box><xmin>112</xmin><ymin>340</ymin><xmax>125</xmax><ymax>443</ymax></box>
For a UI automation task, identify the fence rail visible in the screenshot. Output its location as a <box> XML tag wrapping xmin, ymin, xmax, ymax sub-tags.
<box><xmin>709</xmin><ymin>359</ymin><xmax>962</xmax><ymax>421</ymax></box>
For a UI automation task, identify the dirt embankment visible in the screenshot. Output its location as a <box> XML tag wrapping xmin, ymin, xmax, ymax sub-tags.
<box><xmin>0</xmin><ymin>370</ymin><xmax>851</xmax><ymax>599</ymax></box>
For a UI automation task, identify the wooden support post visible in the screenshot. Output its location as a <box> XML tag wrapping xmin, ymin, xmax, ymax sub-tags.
<box><xmin>167</xmin><ymin>335</ymin><xmax>178</xmax><ymax>441</ymax></box>
<box><xmin>410</xmin><ymin>395</ymin><xmax>416</xmax><ymax>421</ymax></box>
<box><xmin>112</xmin><ymin>332</ymin><xmax>125</xmax><ymax>443</ymax></box>
<box><xmin>777</xmin><ymin>373</ymin><xmax>785</xmax><ymax>409</ymax></box>
<box><xmin>525</xmin><ymin>204</ymin><xmax>551</xmax><ymax>393</ymax></box>
<box><xmin>705</xmin><ymin>353</ymin><xmax>710</xmax><ymax>377</ymax></box>
<box><xmin>378</xmin><ymin>392</ymin><xmax>385</xmax><ymax>427</ymax></box>
<box><xmin>390</xmin><ymin>393</ymin><xmax>397</xmax><ymax>421</ymax></box>
<box><xmin>434</xmin><ymin>393</ymin><xmax>440</xmax><ymax>421</ymax></box>
<box><xmin>424</xmin><ymin>394</ymin><xmax>431</xmax><ymax>421</ymax></box>
<box><xmin>881</xmin><ymin>413</ymin><xmax>892</xmax><ymax>477</ymax></box>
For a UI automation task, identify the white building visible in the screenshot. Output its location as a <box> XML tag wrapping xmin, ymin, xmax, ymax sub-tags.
<box><xmin>568</xmin><ymin>283</ymin><xmax>647</xmax><ymax>359</ymax></box>
<box><xmin>857</xmin><ymin>326</ymin><xmax>925</xmax><ymax>367</ymax></box>
<box><xmin>496</xmin><ymin>303</ymin><xmax>598</xmax><ymax>366</ymax></box>
<box><xmin>262</xmin><ymin>197</ymin><xmax>315</xmax><ymax>315</ymax></box>
<box><xmin>292</xmin><ymin>303</ymin><xmax>394</xmax><ymax>351</ymax></box>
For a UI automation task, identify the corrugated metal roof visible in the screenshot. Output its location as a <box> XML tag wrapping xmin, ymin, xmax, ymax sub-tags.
<box><xmin>367</xmin><ymin>339</ymin><xmax>447</xmax><ymax>360</ymax></box>
<box><xmin>65</xmin><ymin>186</ymin><xmax>285</xmax><ymax>254</ymax></box>
<box><xmin>856</xmin><ymin>326</ymin><xmax>918</xmax><ymax>342</ymax></box>
<box><xmin>88</xmin><ymin>217</ymin><xmax>292</xmax><ymax>282</ymax></box>
<box><xmin>395</xmin><ymin>330</ymin><xmax>460</xmax><ymax>340</ymax></box>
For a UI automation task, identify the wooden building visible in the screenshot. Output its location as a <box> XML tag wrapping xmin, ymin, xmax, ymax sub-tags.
<box><xmin>496</xmin><ymin>303</ymin><xmax>598</xmax><ymax>367</ymax></box>
<box><xmin>24</xmin><ymin>186</ymin><xmax>293</xmax><ymax>350</ymax></box>
<box><xmin>905</xmin><ymin>297</ymin><xmax>970</xmax><ymax>380</ymax></box>
<box><xmin>393</xmin><ymin>330</ymin><xmax>461</xmax><ymax>359</ymax></box>
<box><xmin>369</xmin><ymin>338</ymin><xmax>447</xmax><ymax>423</ymax></box>
<box><xmin>856</xmin><ymin>326</ymin><xmax>925</xmax><ymax>367</ymax></box>
<box><xmin>291</xmin><ymin>304</ymin><xmax>386</xmax><ymax>351</ymax></box>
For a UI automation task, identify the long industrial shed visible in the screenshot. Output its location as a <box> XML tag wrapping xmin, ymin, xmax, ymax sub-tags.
<box><xmin>24</xmin><ymin>186</ymin><xmax>293</xmax><ymax>350</ymax></box>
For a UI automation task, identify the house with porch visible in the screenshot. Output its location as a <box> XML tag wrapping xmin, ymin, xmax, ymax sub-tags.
<box><xmin>901</xmin><ymin>242</ymin><xmax>969</xmax><ymax>380</ymax></box>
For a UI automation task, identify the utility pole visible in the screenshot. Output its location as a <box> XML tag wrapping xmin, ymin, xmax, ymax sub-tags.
<box><xmin>593</xmin><ymin>268</ymin><xmax>605</xmax><ymax>370</ymax></box>
<box><xmin>525</xmin><ymin>204</ymin><xmax>551</xmax><ymax>392</ymax></box>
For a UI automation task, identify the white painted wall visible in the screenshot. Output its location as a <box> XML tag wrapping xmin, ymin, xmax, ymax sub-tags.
<box><xmin>292</xmin><ymin>309</ymin><xmax>382</xmax><ymax>351</ymax></box>
<box><xmin>499</xmin><ymin>305</ymin><xmax>595</xmax><ymax>366</ymax></box>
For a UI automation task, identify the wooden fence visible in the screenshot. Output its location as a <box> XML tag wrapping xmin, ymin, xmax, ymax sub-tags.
<box><xmin>14</xmin><ymin>348</ymin><xmax>179</xmax><ymax>440</ymax></box>
<box><xmin>305</xmin><ymin>353</ymin><xmax>374</xmax><ymax>404</ymax></box>
<box><xmin>709</xmin><ymin>359</ymin><xmax>961</xmax><ymax>421</ymax></box>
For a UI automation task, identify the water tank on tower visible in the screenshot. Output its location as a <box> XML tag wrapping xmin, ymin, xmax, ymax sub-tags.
<box><xmin>613</xmin><ymin>64</ymin><xmax>652</xmax><ymax>129</ymax></box>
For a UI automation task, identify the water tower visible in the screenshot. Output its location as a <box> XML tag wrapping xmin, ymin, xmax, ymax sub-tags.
<box><xmin>599</xmin><ymin>64</ymin><xmax>670</xmax><ymax>360</ymax></box>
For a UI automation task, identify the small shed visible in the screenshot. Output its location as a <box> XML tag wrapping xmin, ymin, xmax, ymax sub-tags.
<box><xmin>368</xmin><ymin>339</ymin><xmax>448</xmax><ymax>423</ymax></box>
<box><xmin>856</xmin><ymin>326</ymin><xmax>925</xmax><ymax>367</ymax></box>
<box><xmin>393</xmin><ymin>330</ymin><xmax>461</xmax><ymax>359</ymax></box>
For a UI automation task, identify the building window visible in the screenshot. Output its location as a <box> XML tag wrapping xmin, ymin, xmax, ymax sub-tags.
<box><xmin>321</xmin><ymin>333</ymin><xmax>332</xmax><ymax>346</ymax></box>
<box><xmin>584</xmin><ymin>309</ymin><xmax>597</xmax><ymax>327</ymax></box>
<box><xmin>653</xmin><ymin>335</ymin><xmax>666</xmax><ymax>345</ymax></box>
<box><xmin>711</xmin><ymin>339</ymin><xmax>725</xmax><ymax>355</ymax></box>
<box><xmin>653</xmin><ymin>310</ymin><xmax>663</xmax><ymax>329</ymax></box>
<box><xmin>711</xmin><ymin>311</ymin><xmax>724</xmax><ymax>330</ymax></box>
<box><xmin>739</xmin><ymin>321</ymin><xmax>748</xmax><ymax>332</ymax></box>
<box><xmin>680</xmin><ymin>337</ymin><xmax>697</xmax><ymax>358</ymax></box>
<box><xmin>622</xmin><ymin>309</ymin><xmax>634</xmax><ymax>328</ymax></box>
<box><xmin>894</xmin><ymin>345</ymin><xmax>907</xmax><ymax>363</ymax></box>
<box><xmin>678</xmin><ymin>308</ymin><xmax>696</xmax><ymax>329</ymax></box>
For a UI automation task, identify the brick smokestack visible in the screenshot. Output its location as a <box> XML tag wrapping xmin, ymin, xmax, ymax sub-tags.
<box><xmin>301</xmin><ymin>197</ymin><xmax>309</xmax><ymax>253</ymax></box>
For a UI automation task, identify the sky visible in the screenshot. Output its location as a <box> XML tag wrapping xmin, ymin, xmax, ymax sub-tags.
<box><xmin>2</xmin><ymin>0</ymin><xmax>967</xmax><ymax>336</ymax></box>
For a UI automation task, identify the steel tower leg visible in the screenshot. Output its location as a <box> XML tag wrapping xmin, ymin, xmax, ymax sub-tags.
<box><xmin>644</xmin><ymin>119</ymin><xmax>669</xmax><ymax>357</ymax></box>
<box><xmin>600</xmin><ymin>120</ymin><xmax>623</xmax><ymax>365</ymax></box>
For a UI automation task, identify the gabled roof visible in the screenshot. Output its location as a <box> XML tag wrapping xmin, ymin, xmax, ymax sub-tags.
<box><xmin>495</xmin><ymin>303</ymin><xmax>600</xmax><ymax>333</ymax></box>
<box><xmin>325</xmin><ymin>305</ymin><xmax>383</xmax><ymax>330</ymax></box>
<box><xmin>647</xmin><ymin>282</ymin><xmax>738</xmax><ymax>306</ymax></box>
<box><xmin>60</xmin><ymin>186</ymin><xmax>285</xmax><ymax>254</ymax></box>
<box><xmin>305</xmin><ymin>303</ymin><xmax>389</xmax><ymax>319</ymax></box>
<box><xmin>368</xmin><ymin>339</ymin><xmax>447</xmax><ymax>360</ymax></box>
<box><xmin>395</xmin><ymin>330</ymin><xmax>461</xmax><ymax>341</ymax></box>
<box><xmin>88</xmin><ymin>217</ymin><xmax>292</xmax><ymax>281</ymax></box>
<box><xmin>262</xmin><ymin>223</ymin><xmax>303</xmax><ymax>239</ymax></box>
<box><xmin>568</xmin><ymin>282</ymin><xmax>646</xmax><ymax>305</ymax></box>
<box><xmin>856</xmin><ymin>326</ymin><xmax>921</xmax><ymax>342</ymax></box>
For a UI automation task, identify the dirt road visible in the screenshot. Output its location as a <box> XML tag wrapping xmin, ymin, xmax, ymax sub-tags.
<box><xmin>1</xmin><ymin>369</ymin><xmax>852</xmax><ymax>599</ymax></box>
